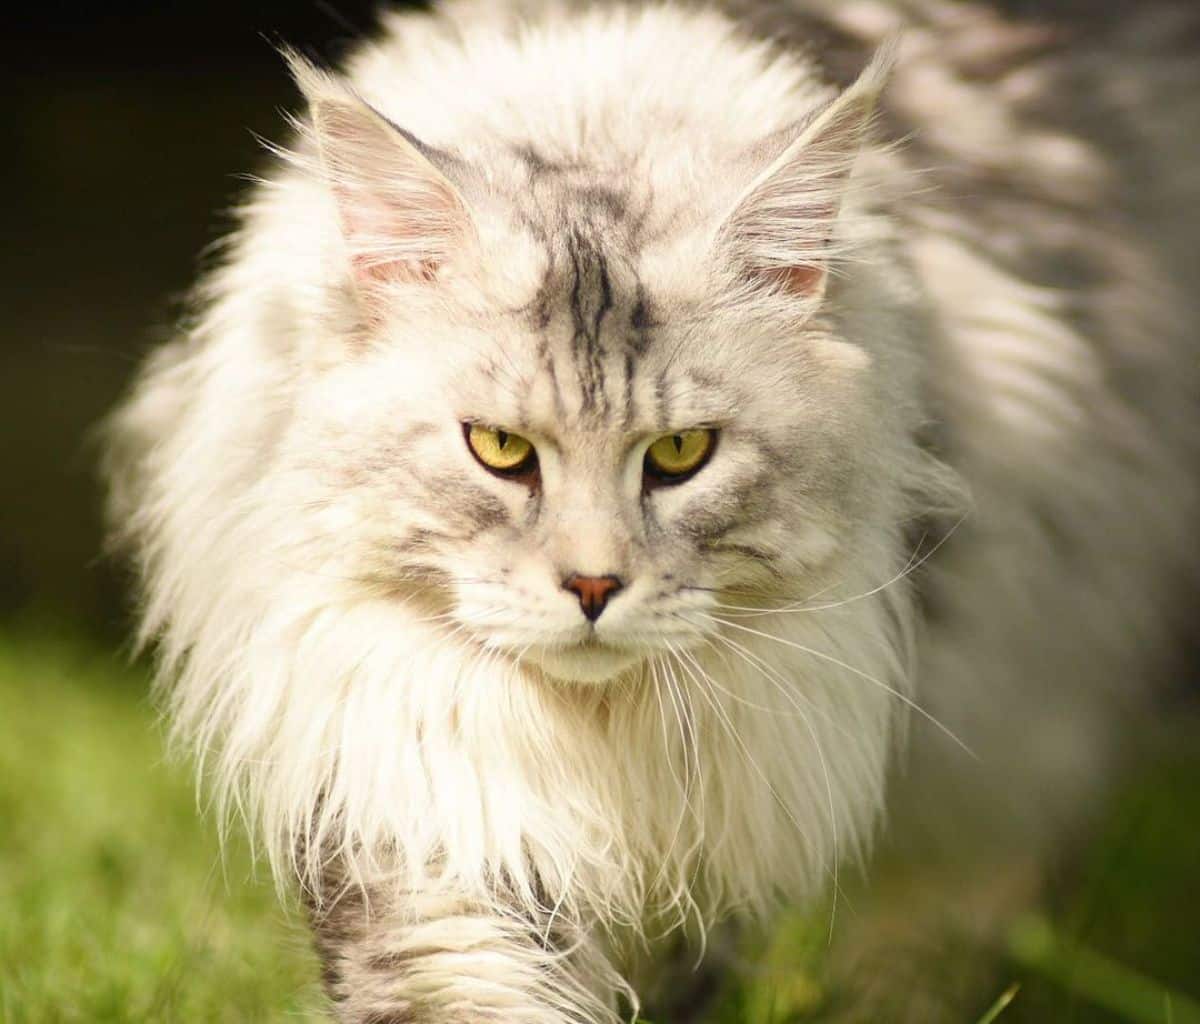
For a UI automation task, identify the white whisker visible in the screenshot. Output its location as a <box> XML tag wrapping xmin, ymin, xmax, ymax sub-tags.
<box><xmin>701</xmin><ymin>613</ymin><xmax>975</xmax><ymax>759</ymax></box>
<box><xmin>702</xmin><ymin>513</ymin><xmax>967</xmax><ymax>618</ymax></box>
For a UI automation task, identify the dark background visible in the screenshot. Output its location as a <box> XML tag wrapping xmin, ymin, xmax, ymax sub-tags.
<box><xmin>5</xmin><ymin>3</ymin><xmax>429</xmax><ymax>637</ymax></box>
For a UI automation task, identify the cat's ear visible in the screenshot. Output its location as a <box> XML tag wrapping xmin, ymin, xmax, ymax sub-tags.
<box><xmin>288</xmin><ymin>54</ymin><xmax>475</xmax><ymax>293</ymax></box>
<box><xmin>715</xmin><ymin>43</ymin><xmax>894</xmax><ymax>303</ymax></box>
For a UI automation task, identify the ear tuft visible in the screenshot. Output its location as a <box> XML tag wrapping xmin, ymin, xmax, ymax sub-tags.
<box><xmin>286</xmin><ymin>52</ymin><xmax>475</xmax><ymax>294</ymax></box>
<box><xmin>716</xmin><ymin>41</ymin><xmax>895</xmax><ymax>303</ymax></box>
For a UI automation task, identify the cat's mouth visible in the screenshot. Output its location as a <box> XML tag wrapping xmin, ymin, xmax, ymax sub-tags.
<box><xmin>526</xmin><ymin>635</ymin><xmax>644</xmax><ymax>684</ymax></box>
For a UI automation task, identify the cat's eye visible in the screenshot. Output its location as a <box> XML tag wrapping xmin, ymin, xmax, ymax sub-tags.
<box><xmin>644</xmin><ymin>429</ymin><xmax>716</xmax><ymax>484</ymax></box>
<box><xmin>465</xmin><ymin>423</ymin><xmax>537</xmax><ymax>478</ymax></box>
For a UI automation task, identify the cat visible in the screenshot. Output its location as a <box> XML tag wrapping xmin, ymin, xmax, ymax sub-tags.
<box><xmin>102</xmin><ymin>1</ymin><xmax>1200</xmax><ymax>1020</ymax></box>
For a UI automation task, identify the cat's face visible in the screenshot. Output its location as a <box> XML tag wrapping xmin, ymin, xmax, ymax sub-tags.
<box><xmin>303</xmin><ymin>231</ymin><xmax>873</xmax><ymax>685</ymax></box>
<box><xmin>291</xmin><ymin>55</ymin><xmax>885</xmax><ymax>683</ymax></box>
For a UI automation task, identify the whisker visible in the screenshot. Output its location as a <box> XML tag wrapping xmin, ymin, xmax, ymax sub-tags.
<box><xmin>700</xmin><ymin>629</ymin><xmax>858</xmax><ymax>745</ymax></box>
<box><xmin>646</xmin><ymin>657</ymin><xmax>703</xmax><ymax>915</ymax></box>
<box><xmin>657</xmin><ymin>648</ymin><xmax>717</xmax><ymax>953</ymax></box>
<box><xmin>692</xmin><ymin>512</ymin><xmax>968</xmax><ymax>618</ymax></box>
<box><xmin>692</xmin><ymin>638</ymin><xmax>845</xmax><ymax>940</ymax></box>
<box><xmin>698</xmin><ymin>613</ymin><xmax>976</xmax><ymax>759</ymax></box>
<box><xmin>667</xmin><ymin>646</ymin><xmax>840</xmax><ymax>912</ymax></box>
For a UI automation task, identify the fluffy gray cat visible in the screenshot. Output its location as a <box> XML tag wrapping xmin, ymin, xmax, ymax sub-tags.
<box><xmin>103</xmin><ymin>1</ymin><xmax>1200</xmax><ymax>1020</ymax></box>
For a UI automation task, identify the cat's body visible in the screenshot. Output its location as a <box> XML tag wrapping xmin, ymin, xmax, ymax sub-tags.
<box><xmin>104</xmin><ymin>1</ymin><xmax>1200</xmax><ymax>1021</ymax></box>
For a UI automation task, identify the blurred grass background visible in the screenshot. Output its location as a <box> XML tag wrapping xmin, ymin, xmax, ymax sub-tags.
<box><xmin>3</xmin><ymin>2</ymin><xmax>1198</xmax><ymax>1021</ymax></box>
<box><xmin>0</xmin><ymin>627</ymin><xmax>321</xmax><ymax>1022</ymax></box>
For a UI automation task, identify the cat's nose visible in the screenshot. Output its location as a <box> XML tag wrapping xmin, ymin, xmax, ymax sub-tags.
<box><xmin>563</xmin><ymin>573</ymin><xmax>624</xmax><ymax>622</ymax></box>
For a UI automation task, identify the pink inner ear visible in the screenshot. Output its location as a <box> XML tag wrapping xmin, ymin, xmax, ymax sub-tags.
<box><xmin>768</xmin><ymin>263</ymin><xmax>826</xmax><ymax>297</ymax></box>
<box><xmin>336</xmin><ymin>183</ymin><xmax>449</xmax><ymax>286</ymax></box>
<box><xmin>349</xmin><ymin>251</ymin><xmax>440</xmax><ymax>285</ymax></box>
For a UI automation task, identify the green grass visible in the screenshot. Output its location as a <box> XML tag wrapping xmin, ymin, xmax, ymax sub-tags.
<box><xmin>0</xmin><ymin>628</ymin><xmax>322</xmax><ymax>1023</ymax></box>
<box><xmin>2</xmin><ymin>624</ymin><xmax>1197</xmax><ymax>1023</ymax></box>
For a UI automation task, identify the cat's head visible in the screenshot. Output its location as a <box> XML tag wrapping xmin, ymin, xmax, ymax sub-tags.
<box><xmin>286</xmin><ymin>51</ymin><xmax>896</xmax><ymax>684</ymax></box>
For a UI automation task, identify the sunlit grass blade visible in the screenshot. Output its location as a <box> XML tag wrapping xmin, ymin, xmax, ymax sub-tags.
<box><xmin>975</xmin><ymin>983</ymin><xmax>1020</xmax><ymax>1024</ymax></box>
<box><xmin>1008</xmin><ymin>915</ymin><xmax>1200</xmax><ymax>1024</ymax></box>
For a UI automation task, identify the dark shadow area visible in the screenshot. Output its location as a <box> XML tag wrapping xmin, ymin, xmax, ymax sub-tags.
<box><xmin>4</xmin><ymin>2</ymin><xmax>421</xmax><ymax>637</ymax></box>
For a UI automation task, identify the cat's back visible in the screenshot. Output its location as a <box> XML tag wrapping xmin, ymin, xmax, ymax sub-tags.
<box><xmin>784</xmin><ymin>0</ymin><xmax>1200</xmax><ymax>840</ymax></box>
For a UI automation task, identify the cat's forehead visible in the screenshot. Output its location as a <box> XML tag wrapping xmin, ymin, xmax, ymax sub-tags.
<box><xmin>446</xmin><ymin>153</ymin><xmax>759</xmax><ymax>434</ymax></box>
<box><xmin>497</xmin><ymin>144</ymin><xmax>713</xmax><ymax>306</ymax></box>
<box><xmin>484</xmin><ymin>207</ymin><xmax>738</xmax><ymax>434</ymax></box>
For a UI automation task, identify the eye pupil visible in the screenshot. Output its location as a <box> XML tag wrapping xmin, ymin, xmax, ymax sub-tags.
<box><xmin>644</xmin><ymin>428</ymin><xmax>715</xmax><ymax>485</ymax></box>
<box><xmin>465</xmin><ymin>424</ymin><xmax>536</xmax><ymax>480</ymax></box>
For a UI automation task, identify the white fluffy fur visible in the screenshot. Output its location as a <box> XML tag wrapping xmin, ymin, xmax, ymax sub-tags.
<box><xmin>104</xmin><ymin>1</ymin><xmax>1200</xmax><ymax>1019</ymax></box>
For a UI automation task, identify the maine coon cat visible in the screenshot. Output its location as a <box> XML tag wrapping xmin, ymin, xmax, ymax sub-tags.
<box><xmin>103</xmin><ymin>1</ymin><xmax>1200</xmax><ymax>1020</ymax></box>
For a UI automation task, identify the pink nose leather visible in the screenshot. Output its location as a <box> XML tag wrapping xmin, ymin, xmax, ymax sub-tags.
<box><xmin>563</xmin><ymin>574</ymin><xmax>624</xmax><ymax>621</ymax></box>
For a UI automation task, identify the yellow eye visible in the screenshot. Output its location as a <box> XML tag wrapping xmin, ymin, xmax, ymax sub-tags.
<box><xmin>465</xmin><ymin>424</ymin><xmax>536</xmax><ymax>475</ymax></box>
<box><xmin>644</xmin><ymin>429</ymin><xmax>715</xmax><ymax>481</ymax></box>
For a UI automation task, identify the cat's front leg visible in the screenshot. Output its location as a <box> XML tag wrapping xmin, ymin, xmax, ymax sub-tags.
<box><xmin>309</xmin><ymin>879</ymin><xmax>620</xmax><ymax>1024</ymax></box>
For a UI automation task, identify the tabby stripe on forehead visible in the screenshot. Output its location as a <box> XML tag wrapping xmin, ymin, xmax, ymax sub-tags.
<box><xmin>653</xmin><ymin>371</ymin><xmax>671</xmax><ymax>431</ymax></box>
<box><xmin>622</xmin><ymin>352</ymin><xmax>636</xmax><ymax>429</ymax></box>
<box><xmin>566</xmin><ymin>230</ymin><xmax>613</xmax><ymax>415</ymax></box>
<box><xmin>593</xmin><ymin>249</ymin><xmax>613</xmax><ymax>416</ymax></box>
<box><xmin>628</xmin><ymin>285</ymin><xmax>653</xmax><ymax>355</ymax></box>
<box><xmin>535</xmin><ymin>335</ymin><xmax>567</xmax><ymax>420</ymax></box>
